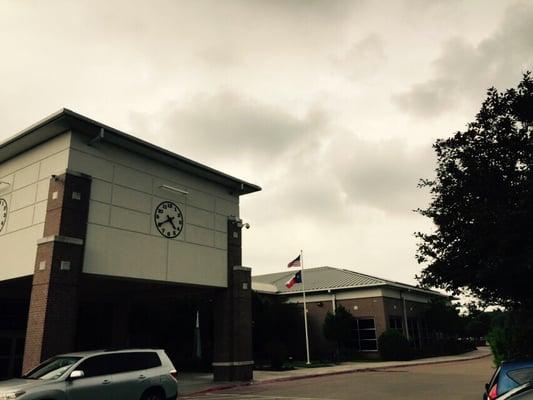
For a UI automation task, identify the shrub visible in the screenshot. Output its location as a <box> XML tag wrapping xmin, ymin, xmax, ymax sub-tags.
<box><xmin>323</xmin><ymin>306</ymin><xmax>357</xmax><ymax>361</ymax></box>
<box><xmin>378</xmin><ymin>329</ymin><xmax>413</xmax><ymax>361</ymax></box>
<box><xmin>265</xmin><ymin>341</ymin><xmax>288</xmax><ymax>370</ymax></box>
<box><xmin>421</xmin><ymin>338</ymin><xmax>476</xmax><ymax>357</ymax></box>
<box><xmin>487</xmin><ymin>311</ymin><xmax>533</xmax><ymax>365</ymax></box>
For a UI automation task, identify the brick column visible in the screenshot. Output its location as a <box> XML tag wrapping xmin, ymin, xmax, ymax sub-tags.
<box><xmin>213</xmin><ymin>218</ymin><xmax>253</xmax><ymax>381</ymax></box>
<box><xmin>22</xmin><ymin>172</ymin><xmax>91</xmax><ymax>373</ymax></box>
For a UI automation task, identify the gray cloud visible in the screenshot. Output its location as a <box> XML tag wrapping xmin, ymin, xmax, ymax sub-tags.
<box><xmin>393</xmin><ymin>2</ymin><xmax>533</xmax><ymax>117</ymax></box>
<box><xmin>392</xmin><ymin>78</ymin><xmax>459</xmax><ymax>118</ymax></box>
<box><xmin>326</xmin><ymin>134</ymin><xmax>435</xmax><ymax>215</ymax></box>
<box><xmin>1</xmin><ymin>0</ymin><xmax>513</xmax><ymax>283</ymax></box>
<box><xmin>134</xmin><ymin>91</ymin><xmax>435</xmax><ymax>221</ymax></box>
<box><xmin>336</xmin><ymin>34</ymin><xmax>387</xmax><ymax>81</ymax></box>
<box><xmin>144</xmin><ymin>92</ymin><xmax>327</xmax><ymax>168</ymax></box>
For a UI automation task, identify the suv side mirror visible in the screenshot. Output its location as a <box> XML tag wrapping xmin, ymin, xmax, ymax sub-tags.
<box><xmin>69</xmin><ymin>370</ymin><xmax>85</xmax><ymax>380</ymax></box>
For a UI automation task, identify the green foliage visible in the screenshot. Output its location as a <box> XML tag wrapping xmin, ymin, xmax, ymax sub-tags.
<box><xmin>487</xmin><ymin>311</ymin><xmax>533</xmax><ymax>365</ymax></box>
<box><xmin>323</xmin><ymin>306</ymin><xmax>357</xmax><ymax>361</ymax></box>
<box><xmin>378</xmin><ymin>329</ymin><xmax>413</xmax><ymax>361</ymax></box>
<box><xmin>463</xmin><ymin>306</ymin><xmax>495</xmax><ymax>339</ymax></box>
<box><xmin>421</xmin><ymin>338</ymin><xmax>476</xmax><ymax>358</ymax></box>
<box><xmin>252</xmin><ymin>293</ymin><xmax>304</xmax><ymax>367</ymax></box>
<box><xmin>423</xmin><ymin>298</ymin><xmax>465</xmax><ymax>336</ymax></box>
<box><xmin>416</xmin><ymin>72</ymin><xmax>533</xmax><ymax>308</ymax></box>
<box><xmin>264</xmin><ymin>341</ymin><xmax>288</xmax><ymax>370</ymax></box>
<box><xmin>323</xmin><ymin>306</ymin><xmax>356</xmax><ymax>347</ymax></box>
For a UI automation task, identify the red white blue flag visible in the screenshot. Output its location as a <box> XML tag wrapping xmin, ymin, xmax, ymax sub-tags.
<box><xmin>285</xmin><ymin>270</ymin><xmax>302</xmax><ymax>289</ymax></box>
<box><xmin>287</xmin><ymin>255</ymin><xmax>301</xmax><ymax>268</ymax></box>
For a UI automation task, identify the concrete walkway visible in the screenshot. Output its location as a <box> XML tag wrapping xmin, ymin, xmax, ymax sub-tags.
<box><xmin>179</xmin><ymin>347</ymin><xmax>492</xmax><ymax>396</ymax></box>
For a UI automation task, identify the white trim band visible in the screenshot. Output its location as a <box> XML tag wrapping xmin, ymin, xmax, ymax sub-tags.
<box><xmin>212</xmin><ymin>361</ymin><xmax>254</xmax><ymax>367</ymax></box>
<box><xmin>37</xmin><ymin>235</ymin><xmax>84</xmax><ymax>246</ymax></box>
<box><xmin>159</xmin><ymin>184</ymin><xmax>189</xmax><ymax>195</ymax></box>
<box><xmin>233</xmin><ymin>266</ymin><xmax>252</xmax><ymax>272</ymax></box>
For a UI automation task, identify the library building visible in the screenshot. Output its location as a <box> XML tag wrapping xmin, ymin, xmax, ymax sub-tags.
<box><xmin>0</xmin><ymin>109</ymin><xmax>260</xmax><ymax>381</ymax></box>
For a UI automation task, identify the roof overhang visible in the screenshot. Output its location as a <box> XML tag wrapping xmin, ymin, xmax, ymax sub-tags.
<box><xmin>259</xmin><ymin>282</ymin><xmax>447</xmax><ymax>298</ymax></box>
<box><xmin>0</xmin><ymin>108</ymin><xmax>261</xmax><ymax>196</ymax></box>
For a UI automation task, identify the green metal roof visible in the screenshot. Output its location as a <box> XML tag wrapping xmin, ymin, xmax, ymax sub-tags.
<box><xmin>0</xmin><ymin>108</ymin><xmax>261</xmax><ymax>196</ymax></box>
<box><xmin>252</xmin><ymin>266</ymin><xmax>445</xmax><ymax>297</ymax></box>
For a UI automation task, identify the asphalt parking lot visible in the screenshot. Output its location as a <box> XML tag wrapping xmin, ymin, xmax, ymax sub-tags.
<box><xmin>183</xmin><ymin>356</ymin><xmax>494</xmax><ymax>400</ymax></box>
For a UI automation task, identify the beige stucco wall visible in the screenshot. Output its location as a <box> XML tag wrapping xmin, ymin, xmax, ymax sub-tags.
<box><xmin>68</xmin><ymin>132</ymin><xmax>238</xmax><ymax>288</ymax></box>
<box><xmin>0</xmin><ymin>133</ymin><xmax>71</xmax><ymax>281</ymax></box>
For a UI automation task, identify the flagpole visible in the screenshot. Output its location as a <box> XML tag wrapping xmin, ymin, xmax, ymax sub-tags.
<box><xmin>300</xmin><ymin>249</ymin><xmax>311</xmax><ymax>365</ymax></box>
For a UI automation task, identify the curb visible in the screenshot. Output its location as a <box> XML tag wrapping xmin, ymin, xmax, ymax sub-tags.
<box><xmin>185</xmin><ymin>351</ymin><xmax>491</xmax><ymax>397</ymax></box>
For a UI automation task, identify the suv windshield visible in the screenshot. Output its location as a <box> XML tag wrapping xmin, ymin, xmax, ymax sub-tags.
<box><xmin>23</xmin><ymin>356</ymin><xmax>81</xmax><ymax>380</ymax></box>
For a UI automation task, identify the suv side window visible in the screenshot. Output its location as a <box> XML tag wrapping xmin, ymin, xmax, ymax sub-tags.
<box><xmin>77</xmin><ymin>355</ymin><xmax>113</xmax><ymax>377</ymax></box>
<box><xmin>109</xmin><ymin>352</ymin><xmax>162</xmax><ymax>375</ymax></box>
<box><xmin>136</xmin><ymin>352</ymin><xmax>162</xmax><ymax>370</ymax></box>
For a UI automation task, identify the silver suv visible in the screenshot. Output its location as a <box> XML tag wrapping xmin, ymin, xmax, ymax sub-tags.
<box><xmin>0</xmin><ymin>349</ymin><xmax>178</xmax><ymax>400</ymax></box>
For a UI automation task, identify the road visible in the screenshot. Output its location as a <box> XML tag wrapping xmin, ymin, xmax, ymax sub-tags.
<box><xmin>183</xmin><ymin>356</ymin><xmax>494</xmax><ymax>400</ymax></box>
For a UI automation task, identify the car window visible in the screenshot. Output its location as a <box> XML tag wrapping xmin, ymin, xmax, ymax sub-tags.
<box><xmin>109</xmin><ymin>352</ymin><xmax>162</xmax><ymax>374</ymax></box>
<box><xmin>77</xmin><ymin>355</ymin><xmax>113</xmax><ymax>377</ymax></box>
<box><xmin>508</xmin><ymin>368</ymin><xmax>533</xmax><ymax>385</ymax></box>
<box><xmin>136</xmin><ymin>352</ymin><xmax>162</xmax><ymax>369</ymax></box>
<box><xmin>24</xmin><ymin>356</ymin><xmax>81</xmax><ymax>380</ymax></box>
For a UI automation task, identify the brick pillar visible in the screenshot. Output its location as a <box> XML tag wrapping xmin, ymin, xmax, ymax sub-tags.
<box><xmin>22</xmin><ymin>173</ymin><xmax>91</xmax><ymax>373</ymax></box>
<box><xmin>213</xmin><ymin>218</ymin><xmax>253</xmax><ymax>381</ymax></box>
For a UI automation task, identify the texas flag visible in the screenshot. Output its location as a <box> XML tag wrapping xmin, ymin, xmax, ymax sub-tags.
<box><xmin>287</xmin><ymin>255</ymin><xmax>301</xmax><ymax>268</ymax></box>
<box><xmin>285</xmin><ymin>270</ymin><xmax>302</xmax><ymax>289</ymax></box>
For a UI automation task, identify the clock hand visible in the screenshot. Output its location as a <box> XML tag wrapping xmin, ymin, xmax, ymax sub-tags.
<box><xmin>157</xmin><ymin>216</ymin><xmax>172</xmax><ymax>227</ymax></box>
<box><xmin>168</xmin><ymin>216</ymin><xmax>177</xmax><ymax>230</ymax></box>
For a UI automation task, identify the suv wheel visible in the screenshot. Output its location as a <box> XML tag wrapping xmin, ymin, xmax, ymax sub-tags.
<box><xmin>140</xmin><ymin>388</ymin><xmax>165</xmax><ymax>400</ymax></box>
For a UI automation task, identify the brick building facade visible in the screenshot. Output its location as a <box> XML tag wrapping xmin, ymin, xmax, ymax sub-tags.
<box><xmin>253</xmin><ymin>267</ymin><xmax>447</xmax><ymax>359</ymax></box>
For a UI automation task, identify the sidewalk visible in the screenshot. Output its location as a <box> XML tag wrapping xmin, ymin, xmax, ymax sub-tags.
<box><xmin>179</xmin><ymin>347</ymin><xmax>492</xmax><ymax>396</ymax></box>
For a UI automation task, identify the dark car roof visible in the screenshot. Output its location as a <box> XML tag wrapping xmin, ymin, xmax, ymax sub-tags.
<box><xmin>502</xmin><ymin>360</ymin><xmax>533</xmax><ymax>369</ymax></box>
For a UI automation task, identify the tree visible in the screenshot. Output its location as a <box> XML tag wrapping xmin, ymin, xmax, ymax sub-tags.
<box><xmin>323</xmin><ymin>306</ymin><xmax>356</xmax><ymax>360</ymax></box>
<box><xmin>463</xmin><ymin>303</ymin><xmax>494</xmax><ymax>339</ymax></box>
<box><xmin>416</xmin><ymin>72</ymin><xmax>533</xmax><ymax>308</ymax></box>
<box><xmin>423</xmin><ymin>298</ymin><xmax>464</xmax><ymax>337</ymax></box>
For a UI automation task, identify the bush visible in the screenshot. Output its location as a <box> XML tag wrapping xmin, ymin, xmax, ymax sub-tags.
<box><xmin>487</xmin><ymin>311</ymin><xmax>533</xmax><ymax>365</ymax></box>
<box><xmin>253</xmin><ymin>293</ymin><xmax>304</xmax><ymax>364</ymax></box>
<box><xmin>378</xmin><ymin>329</ymin><xmax>413</xmax><ymax>361</ymax></box>
<box><xmin>323</xmin><ymin>306</ymin><xmax>357</xmax><ymax>361</ymax></box>
<box><xmin>265</xmin><ymin>341</ymin><xmax>288</xmax><ymax>370</ymax></box>
<box><xmin>421</xmin><ymin>338</ymin><xmax>476</xmax><ymax>357</ymax></box>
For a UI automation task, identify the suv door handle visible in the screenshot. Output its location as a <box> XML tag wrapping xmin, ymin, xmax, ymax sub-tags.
<box><xmin>102</xmin><ymin>379</ymin><xmax>111</xmax><ymax>385</ymax></box>
<box><xmin>139</xmin><ymin>375</ymin><xmax>146</xmax><ymax>380</ymax></box>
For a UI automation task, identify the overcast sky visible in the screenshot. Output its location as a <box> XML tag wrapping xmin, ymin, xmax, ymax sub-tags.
<box><xmin>1</xmin><ymin>0</ymin><xmax>532</xmax><ymax>286</ymax></box>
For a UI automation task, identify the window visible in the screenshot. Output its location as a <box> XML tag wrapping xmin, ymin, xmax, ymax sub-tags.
<box><xmin>389</xmin><ymin>316</ymin><xmax>403</xmax><ymax>333</ymax></box>
<box><xmin>109</xmin><ymin>352</ymin><xmax>162</xmax><ymax>374</ymax></box>
<box><xmin>508</xmin><ymin>368</ymin><xmax>533</xmax><ymax>385</ymax></box>
<box><xmin>355</xmin><ymin>318</ymin><xmax>378</xmax><ymax>351</ymax></box>
<box><xmin>23</xmin><ymin>356</ymin><xmax>81</xmax><ymax>380</ymax></box>
<box><xmin>408</xmin><ymin>318</ymin><xmax>421</xmax><ymax>348</ymax></box>
<box><xmin>77</xmin><ymin>355</ymin><xmax>113</xmax><ymax>378</ymax></box>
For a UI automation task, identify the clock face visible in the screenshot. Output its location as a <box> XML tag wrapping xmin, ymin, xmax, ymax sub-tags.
<box><xmin>0</xmin><ymin>198</ymin><xmax>7</xmax><ymax>233</ymax></box>
<box><xmin>154</xmin><ymin>201</ymin><xmax>184</xmax><ymax>238</ymax></box>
